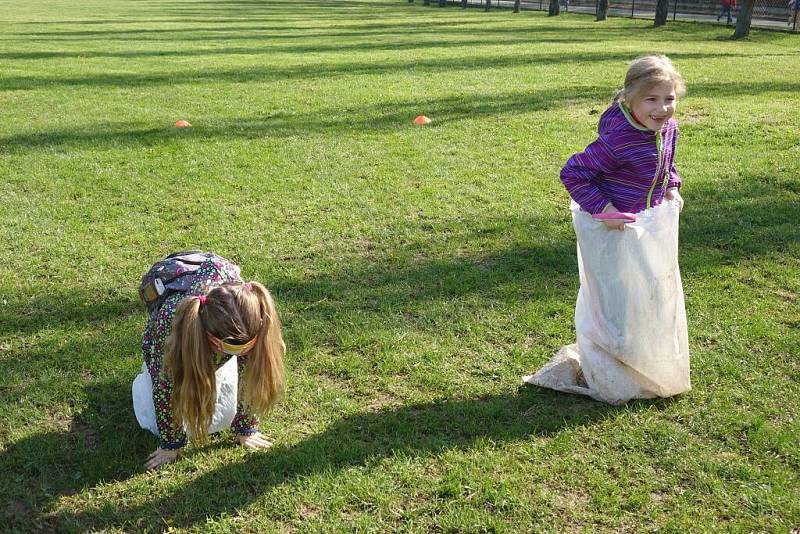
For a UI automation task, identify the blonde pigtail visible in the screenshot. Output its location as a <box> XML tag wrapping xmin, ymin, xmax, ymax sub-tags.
<box><xmin>167</xmin><ymin>296</ymin><xmax>216</xmax><ymax>442</ymax></box>
<box><xmin>241</xmin><ymin>281</ymin><xmax>286</xmax><ymax>415</ymax></box>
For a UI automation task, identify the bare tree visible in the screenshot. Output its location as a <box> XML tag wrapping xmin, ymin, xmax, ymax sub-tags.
<box><xmin>549</xmin><ymin>0</ymin><xmax>560</xmax><ymax>16</ymax></box>
<box><xmin>654</xmin><ymin>0</ymin><xmax>669</xmax><ymax>26</ymax></box>
<box><xmin>733</xmin><ymin>0</ymin><xmax>755</xmax><ymax>38</ymax></box>
<box><xmin>597</xmin><ymin>0</ymin><xmax>608</xmax><ymax>20</ymax></box>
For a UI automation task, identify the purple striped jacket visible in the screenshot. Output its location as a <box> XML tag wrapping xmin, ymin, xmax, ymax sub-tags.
<box><xmin>560</xmin><ymin>101</ymin><xmax>681</xmax><ymax>215</ymax></box>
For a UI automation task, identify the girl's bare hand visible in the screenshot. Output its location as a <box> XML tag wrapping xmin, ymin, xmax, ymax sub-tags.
<box><xmin>601</xmin><ymin>203</ymin><xmax>626</xmax><ymax>231</ymax></box>
<box><xmin>666</xmin><ymin>188</ymin><xmax>684</xmax><ymax>212</ymax></box>
<box><xmin>145</xmin><ymin>447</ymin><xmax>181</xmax><ymax>470</ymax></box>
<box><xmin>237</xmin><ymin>432</ymin><xmax>273</xmax><ymax>449</ymax></box>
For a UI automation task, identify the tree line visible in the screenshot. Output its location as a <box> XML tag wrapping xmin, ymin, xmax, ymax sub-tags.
<box><xmin>410</xmin><ymin>0</ymin><xmax>768</xmax><ymax>39</ymax></box>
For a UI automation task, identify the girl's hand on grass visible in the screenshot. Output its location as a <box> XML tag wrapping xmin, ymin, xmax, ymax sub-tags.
<box><xmin>666</xmin><ymin>188</ymin><xmax>684</xmax><ymax>212</ymax></box>
<box><xmin>601</xmin><ymin>203</ymin><xmax>626</xmax><ymax>231</ymax></box>
<box><xmin>145</xmin><ymin>447</ymin><xmax>181</xmax><ymax>470</ymax></box>
<box><xmin>237</xmin><ymin>432</ymin><xmax>273</xmax><ymax>449</ymax></box>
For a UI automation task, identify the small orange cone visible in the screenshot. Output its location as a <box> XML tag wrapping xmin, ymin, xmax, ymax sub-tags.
<box><xmin>414</xmin><ymin>115</ymin><xmax>432</xmax><ymax>125</ymax></box>
<box><xmin>174</xmin><ymin>120</ymin><xmax>192</xmax><ymax>127</ymax></box>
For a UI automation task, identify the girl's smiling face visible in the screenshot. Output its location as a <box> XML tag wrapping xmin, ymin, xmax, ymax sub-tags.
<box><xmin>629</xmin><ymin>81</ymin><xmax>677</xmax><ymax>131</ymax></box>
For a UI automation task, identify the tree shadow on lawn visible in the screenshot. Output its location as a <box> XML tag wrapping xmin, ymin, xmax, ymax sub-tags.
<box><xmin>0</xmin><ymin>85</ymin><xmax>609</xmax><ymax>152</ymax></box>
<box><xmin>11</xmin><ymin>18</ymin><xmax>494</xmax><ymax>38</ymax></box>
<box><xmin>0</xmin><ymin>291</ymin><xmax>141</xmax><ymax>339</ymax></box>
<box><xmin>679</xmin><ymin>174</ymin><xmax>800</xmax><ymax>271</ymax></box>
<box><xmin>1</xmin><ymin>379</ymin><xmax>154</xmax><ymax>531</ymax></box>
<box><xmin>52</xmin><ymin>386</ymin><xmax>629</xmax><ymax>530</ymax></box>
<box><xmin>0</xmin><ymin>50</ymin><xmax>737</xmax><ymax>92</ymax></box>
<box><xmin>10</xmin><ymin>14</ymin><xmax>693</xmax><ymax>40</ymax></box>
<box><xmin>4</xmin><ymin>79</ymin><xmax>796</xmax><ymax>154</ymax></box>
<box><xmin>0</xmin><ymin>34</ymin><xmax>611</xmax><ymax>61</ymax></box>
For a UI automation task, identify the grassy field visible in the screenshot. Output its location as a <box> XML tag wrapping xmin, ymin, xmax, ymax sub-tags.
<box><xmin>1</xmin><ymin>0</ymin><xmax>799</xmax><ymax>531</ymax></box>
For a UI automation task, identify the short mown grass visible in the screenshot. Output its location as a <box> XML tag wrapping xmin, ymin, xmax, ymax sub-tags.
<box><xmin>1</xmin><ymin>0</ymin><xmax>798</xmax><ymax>531</ymax></box>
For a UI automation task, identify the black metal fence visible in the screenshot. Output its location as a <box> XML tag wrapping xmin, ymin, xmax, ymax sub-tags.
<box><xmin>416</xmin><ymin>0</ymin><xmax>800</xmax><ymax>32</ymax></box>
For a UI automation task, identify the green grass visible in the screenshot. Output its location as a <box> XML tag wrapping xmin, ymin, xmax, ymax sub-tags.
<box><xmin>1</xmin><ymin>0</ymin><xmax>799</xmax><ymax>531</ymax></box>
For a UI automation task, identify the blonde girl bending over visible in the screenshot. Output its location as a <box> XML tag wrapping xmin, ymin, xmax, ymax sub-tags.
<box><xmin>133</xmin><ymin>252</ymin><xmax>285</xmax><ymax>469</ymax></box>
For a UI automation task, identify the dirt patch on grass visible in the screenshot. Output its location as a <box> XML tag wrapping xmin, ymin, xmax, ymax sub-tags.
<box><xmin>298</xmin><ymin>503</ymin><xmax>321</xmax><ymax>520</ymax></box>
<box><xmin>366</xmin><ymin>392</ymin><xmax>401</xmax><ymax>412</ymax></box>
<box><xmin>69</xmin><ymin>419</ymin><xmax>97</xmax><ymax>449</ymax></box>
<box><xmin>681</xmin><ymin>109</ymin><xmax>709</xmax><ymax>124</ymax></box>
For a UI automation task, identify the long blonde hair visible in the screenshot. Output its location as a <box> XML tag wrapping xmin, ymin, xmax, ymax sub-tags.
<box><xmin>613</xmin><ymin>54</ymin><xmax>686</xmax><ymax>104</ymax></box>
<box><xmin>166</xmin><ymin>281</ymin><xmax>285</xmax><ymax>441</ymax></box>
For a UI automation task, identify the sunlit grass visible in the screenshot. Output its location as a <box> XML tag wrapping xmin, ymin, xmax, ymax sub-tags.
<box><xmin>0</xmin><ymin>0</ymin><xmax>798</xmax><ymax>531</ymax></box>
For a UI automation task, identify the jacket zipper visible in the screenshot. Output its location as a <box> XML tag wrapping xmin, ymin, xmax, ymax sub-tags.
<box><xmin>646</xmin><ymin>131</ymin><xmax>664</xmax><ymax>209</ymax></box>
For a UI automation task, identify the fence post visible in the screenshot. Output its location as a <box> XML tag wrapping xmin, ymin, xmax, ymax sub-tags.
<box><xmin>672</xmin><ymin>0</ymin><xmax>677</xmax><ymax>20</ymax></box>
<box><xmin>631</xmin><ymin>0</ymin><xmax>635</xmax><ymax>17</ymax></box>
<box><xmin>794</xmin><ymin>6</ymin><xmax>799</xmax><ymax>31</ymax></box>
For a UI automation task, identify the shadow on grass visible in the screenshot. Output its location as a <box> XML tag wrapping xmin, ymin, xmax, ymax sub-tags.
<box><xmin>0</xmin><ymin>34</ymin><xmax>615</xmax><ymax>61</ymax></box>
<box><xmin>0</xmin><ymin>291</ymin><xmax>141</xmax><ymax>338</ymax></box>
<box><xmin>4</xmin><ymin>79</ymin><xmax>797</xmax><ymax>152</ymax></box>
<box><xmin>49</xmin><ymin>385</ymin><xmax>621</xmax><ymax>530</ymax></box>
<box><xmin>679</xmin><ymin>175</ymin><xmax>800</xmax><ymax>270</ymax></box>
<box><xmin>0</xmin><ymin>86</ymin><xmax>607</xmax><ymax>150</ymax></box>
<box><xmin>0</xmin><ymin>50</ymin><xmax>740</xmax><ymax>92</ymax></box>
<box><xmin>0</xmin><ymin>379</ymin><xmax>152</xmax><ymax>531</ymax></box>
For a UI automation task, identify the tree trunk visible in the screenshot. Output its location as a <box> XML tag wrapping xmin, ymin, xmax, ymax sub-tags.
<box><xmin>462</xmin><ymin>0</ymin><xmax>468</xmax><ymax>7</ymax></box>
<box><xmin>596</xmin><ymin>0</ymin><xmax>608</xmax><ymax>20</ymax></box>
<box><xmin>485</xmin><ymin>0</ymin><xmax>491</xmax><ymax>10</ymax></box>
<box><xmin>514</xmin><ymin>0</ymin><xmax>521</xmax><ymax>12</ymax></box>
<box><xmin>654</xmin><ymin>0</ymin><xmax>669</xmax><ymax>26</ymax></box>
<box><xmin>733</xmin><ymin>0</ymin><xmax>755</xmax><ymax>38</ymax></box>
<box><xmin>548</xmin><ymin>0</ymin><xmax>560</xmax><ymax>15</ymax></box>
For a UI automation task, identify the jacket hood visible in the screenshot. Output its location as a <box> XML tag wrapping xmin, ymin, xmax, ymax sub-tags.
<box><xmin>598</xmin><ymin>101</ymin><xmax>654</xmax><ymax>136</ymax></box>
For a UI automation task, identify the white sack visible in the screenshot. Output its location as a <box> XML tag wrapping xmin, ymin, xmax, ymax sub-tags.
<box><xmin>133</xmin><ymin>355</ymin><xmax>240</xmax><ymax>437</ymax></box>
<box><xmin>524</xmin><ymin>200</ymin><xmax>690</xmax><ymax>405</ymax></box>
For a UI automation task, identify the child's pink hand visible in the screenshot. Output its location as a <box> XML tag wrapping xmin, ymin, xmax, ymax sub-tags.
<box><xmin>237</xmin><ymin>432</ymin><xmax>273</xmax><ymax>449</ymax></box>
<box><xmin>666</xmin><ymin>188</ymin><xmax>684</xmax><ymax>212</ymax></box>
<box><xmin>145</xmin><ymin>447</ymin><xmax>181</xmax><ymax>470</ymax></box>
<box><xmin>601</xmin><ymin>203</ymin><xmax>625</xmax><ymax>231</ymax></box>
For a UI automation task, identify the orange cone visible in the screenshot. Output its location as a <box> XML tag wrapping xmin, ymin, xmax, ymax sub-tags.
<box><xmin>174</xmin><ymin>120</ymin><xmax>192</xmax><ymax>127</ymax></box>
<box><xmin>414</xmin><ymin>115</ymin><xmax>432</xmax><ymax>125</ymax></box>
